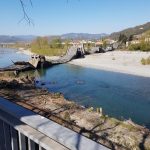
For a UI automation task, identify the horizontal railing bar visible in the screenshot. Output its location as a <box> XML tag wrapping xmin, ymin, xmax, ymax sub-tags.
<box><xmin>0</xmin><ymin>108</ymin><xmax>69</xmax><ymax>150</ymax></box>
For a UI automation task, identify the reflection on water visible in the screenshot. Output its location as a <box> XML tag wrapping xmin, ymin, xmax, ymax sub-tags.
<box><xmin>19</xmin><ymin>68</ymin><xmax>47</xmax><ymax>78</ymax></box>
<box><xmin>1</xmin><ymin>48</ymin><xmax>150</xmax><ymax>128</ymax></box>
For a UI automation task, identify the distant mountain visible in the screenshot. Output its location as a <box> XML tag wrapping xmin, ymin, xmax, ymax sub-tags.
<box><xmin>1</xmin><ymin>22</ymin><xmax>150</xmax><ymax>42</ymax></box>
<box><xmin>0</xmin><ymin>33</ymin><xmax>108</xmax><ymax>43</ymax></box>
<box><xmin>110</xmin><ymin>22</ymin><xmax>150</xmax><ymax>40</ymax></box>
<box><xmin>14</xmin><ymin>35</ymin><xmax>37</xmax><ymax>42</ymax></box>
<box><xmin>61</xmin><ymin>33</ymin><xmax>108</xmax><ymax>40</ymax></box>
<box><xmin>0</xmin><ymin>35</ymin><xmax>36</xmax><ymax>43</ymax></box>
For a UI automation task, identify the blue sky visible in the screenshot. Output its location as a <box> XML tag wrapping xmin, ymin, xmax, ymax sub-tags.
<box><xmin>0</xmin><ymin>0</ymin><xmax>150</xmax><ymax>35</ymax></box>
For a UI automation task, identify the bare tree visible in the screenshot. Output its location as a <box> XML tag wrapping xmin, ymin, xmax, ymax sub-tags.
<box><xmin>18</xmin><ymin>0</ymin><xmax>79</xmax><ymax>25</ymax></box>
<box><xmin>19</xmin><ymin>0</ymin><xmax>33</xmax><ymax>25</ymax></box>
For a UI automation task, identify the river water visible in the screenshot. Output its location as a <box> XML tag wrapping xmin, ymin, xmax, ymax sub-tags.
<box><xmin>1</xmin><ymin>48</ymin><xmax>150</xmax><ymax>128</ymax></box>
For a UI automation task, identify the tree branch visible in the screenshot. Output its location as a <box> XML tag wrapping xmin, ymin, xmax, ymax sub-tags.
<box><xmin>19</xmin><ymin>0</ymin><xmax>34</xmax><ymax>25</ymax></box>
<box><xmin>18</xmin><ymin>0</ymin><xmax>80</xmax><ymax>25</ymax></box>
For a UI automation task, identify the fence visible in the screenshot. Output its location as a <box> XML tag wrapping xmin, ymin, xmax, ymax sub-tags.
<box><xmin>0</xmin><ymin>97</ymin><xmax>109</xmax><ymax>150</ymax></box>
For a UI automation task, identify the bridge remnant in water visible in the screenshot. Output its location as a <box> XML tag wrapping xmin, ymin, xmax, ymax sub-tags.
<box><xmin>0</xmin><ymin>46</ymin><xmax>85</xmax><ymax>73</ymax></box>
<box><xmin>24</xmin><ymin>46</ymin><xmax>85</xmax><ymax>68</ymax></box>
<box><xmin>29</xmin><ymin>55</ymin><xmax>47</xmax><ymax>68</ymax></box>
<box><xmin>0</xmin><ymin>44</ymin><xmax>113</xmax><ymax>73</ymax></box>
<box><xmin>50</xmin><ymin>46</ymin><xmax>85</xmax><ymax>64</ymax></box>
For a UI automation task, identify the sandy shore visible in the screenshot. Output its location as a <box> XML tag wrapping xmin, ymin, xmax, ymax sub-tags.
<box><xmin>70</xmin><ymin>51</ymin><xmax>150</xmax><ymax>77</ymax></box>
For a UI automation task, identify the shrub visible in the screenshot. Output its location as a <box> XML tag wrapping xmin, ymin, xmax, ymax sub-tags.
<box><xmin>129</xmin><ymin>44</ymin><xmax>141</xmax><ymax>51</ymax></box>
<box><xmin>88</xmin><ymin>107</ymin><xmax>94</xmax><ymax>112</ymax></box>
<box><xmin>112</xmin><ymin>57</ymin><xmax>116</xmax><ymax>60</ymax></box>
<box><xmin>141</xmin><ymin>57</ymin><xmax>150</xmax><ymax>65</ymax></box>
<box><xmin>146</xmin><ymin>56</ymin><xmax>150</xmax><ymax>64</ymax></box>
<box><xmin>141</xmin><ymin>58</ymin><xmax>146</xmax><ymax>65</ymax></box>
<box><xmin>63</xmin><ymin>112</ymin><xmax>71</xmax><ymax>121</ymax></box>
<box><xmin>129</xmin><ymin>42</ymin><xmax>150</xmax><ymax>52</ymax></box>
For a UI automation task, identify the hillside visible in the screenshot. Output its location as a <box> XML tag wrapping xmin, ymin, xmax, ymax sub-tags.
<box><xmin>110</xmin><ymin>22</ymin><xmax>150</xmax><ymax>40</ymax></box>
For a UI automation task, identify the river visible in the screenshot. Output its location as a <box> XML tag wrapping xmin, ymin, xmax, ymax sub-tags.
<box><xmin>1</xmin><ymin>48</ymin><xmax>150</xmax><ymax>128</ymax></box>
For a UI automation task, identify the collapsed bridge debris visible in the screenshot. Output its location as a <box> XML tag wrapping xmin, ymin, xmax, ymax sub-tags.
<box><xmin>0</xmin><ymin>46</ymin><xmax>85</xmax><ymax>73</ymax></box>
<box><xmin>0</xmin><ymin>44</ymin><xmax>110</xmax><ymax>74</ymax></box>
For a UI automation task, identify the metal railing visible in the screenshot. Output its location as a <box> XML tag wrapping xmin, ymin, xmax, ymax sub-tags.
<box><xmin>0</xmin><ymin>97</ymin><xmax>110</xmax><ymax>150</ymax></box>
<box><xmin>0</xmin><ymin>108</ymin><xmax>68</xmax><ymax>150</ymax></box>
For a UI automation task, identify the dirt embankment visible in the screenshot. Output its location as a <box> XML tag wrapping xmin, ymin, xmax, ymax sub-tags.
<box><xmin>0</xmin><ymin>75</ymin><xmax>150</xmax><ymax>150</ymax></box>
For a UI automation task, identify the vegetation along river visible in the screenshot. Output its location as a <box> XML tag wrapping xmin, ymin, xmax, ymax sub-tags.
<box><xmin>1</xmin><ymin>48</ymin><xmax>150</xmax><ymax>129</ymax></box>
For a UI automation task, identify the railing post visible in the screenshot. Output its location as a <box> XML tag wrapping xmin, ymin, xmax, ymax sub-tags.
<box><xmin>0</xmin><ymin>120</ymin><xmax>6</xmax><ymax>150</ymax></box>
<box><xmin>3</xmin><ymin>122</ymin><xmax>11</xmax><ymax>150</ymax></box>
<box><xmin>28</xmin><ymin>139</ymin><xmax>36</xmax><ymax>150</ymax></box>
<box><xmin>18</xmin><ymin>132</ymin><xmax>27</xmax><ymax>150</ymax></box>
<box><xmin>10</xmin><ymin>127</ymin><xmax>19</xmax><ymax>150</ymax></box>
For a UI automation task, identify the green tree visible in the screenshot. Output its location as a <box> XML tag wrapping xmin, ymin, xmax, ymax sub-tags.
<box><xmin>118</xmin><ymin>34</ymin><xmax>128</xmax><ymax>44</ymax></box>
<box><xmin>65</xmin><ymin>40</ymin><xmax>71</xmax><ymax>49</ymax></box>
<box><xmin>31</xmin><ymin>37</ymin><xmax>67</xmax><ymax>56</ymax></box>
<box><xmin>31</xmin><ymin>36</ymin><xmax>49</xmax><ymax>50</ymax></box>
<box><xmin>128</xmin><ymin>35</ymin><xmax>134</xmax><ymax>41</ymax></box>
<box><xmin>103</xmin><ymin>40</ymin><xmax>107</xmax><ymax>48</ymax></box>
<box><xmin>50</xmin><ymin>38</ymin><xmax>62</xmax><ymax>49</ymax></box>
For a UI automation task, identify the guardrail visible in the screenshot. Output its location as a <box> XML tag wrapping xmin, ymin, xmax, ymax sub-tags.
<box><xmin>0</xmin><ymin>97</ymin><xmax>109</xmax><ymax>150</ymax></box>
<box><xmin>0</xmin><ymin>106</ymin><xmax>69</xmax><ymax>150</ymax></box>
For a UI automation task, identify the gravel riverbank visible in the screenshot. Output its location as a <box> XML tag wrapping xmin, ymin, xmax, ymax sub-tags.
<box><xmin>69</xmin><ymin>51</ymin><xmax>150</xmax><ymax>77</ymax></box>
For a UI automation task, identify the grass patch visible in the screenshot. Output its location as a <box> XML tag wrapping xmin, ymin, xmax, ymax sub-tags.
<box><xmin>31</xmin><ymin>37</ymin><xmax>68</xmax><ymax>56</ymax></box>
<box><xmin>112</xmin><ymin>57</ymin><xmax>116</xmax><ymax>60</ymax></box>
<box><xmin>31</xmin><ymin>47</ymin><xmax>67</xmax><ymax>56</ymax></box>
